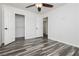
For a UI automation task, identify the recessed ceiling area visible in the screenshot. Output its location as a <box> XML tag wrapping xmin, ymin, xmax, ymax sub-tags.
<box><xmin>1</xmin><ymin>3</ymin><xmax>66</xmax><ymax>14</ymax></box>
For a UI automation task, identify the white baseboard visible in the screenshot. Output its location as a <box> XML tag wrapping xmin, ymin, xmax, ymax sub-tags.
<box><xmin>25</xmin><ymin>36</ymin><xmax>43</xmax><ymax>40</ymax></box>
<box><xmin>48</xmin><ymin>37</ymin><xmax>79</xmax><ymax>48</ymax></box>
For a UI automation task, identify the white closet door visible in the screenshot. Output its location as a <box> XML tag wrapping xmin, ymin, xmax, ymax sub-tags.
<box><xmin>36</xmin><ymin>16</ymin><xmax>43</xmax><ymax>37</ymax></box>
<box><xmin>3</xmin><ymin>7</ymin><xmax>15</xmax><ymax>45</ymax></box>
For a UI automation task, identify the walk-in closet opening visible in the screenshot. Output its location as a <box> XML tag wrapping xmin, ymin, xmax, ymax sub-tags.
<box><xmin>15</xmin><ymin>14</ymin><xmax>25</xmax><ymax>41</ymax></box>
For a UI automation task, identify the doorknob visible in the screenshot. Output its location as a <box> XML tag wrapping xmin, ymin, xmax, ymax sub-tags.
<box><xmin>4</xmin><ymin>28</ymin><xmax>8</xmax><ymax>30</ymax></box>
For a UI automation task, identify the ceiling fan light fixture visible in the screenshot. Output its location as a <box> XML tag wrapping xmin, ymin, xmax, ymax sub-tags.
<box><xmin>38</xmin><ymin>7</ymin><xmax>41</xmax><ymax>12</ymax></box>
<box><xmin>26</xmin><ymin>3</ymin><xmax>53</xmax><ymax>12</ymax></box>
<box><xmin>35</xmin><ymin>3</ymin><xmax>42</xmax><ymax>8</ymax></box>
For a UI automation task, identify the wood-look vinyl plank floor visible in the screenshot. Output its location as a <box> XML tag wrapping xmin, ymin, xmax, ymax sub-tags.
<box><xmin>0</xmin><ymin>37</ymin><xmax>79</xmax><ymax>56</ymax></box>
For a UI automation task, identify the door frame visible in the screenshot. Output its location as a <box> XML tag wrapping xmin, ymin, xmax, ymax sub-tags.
<box><xmin>43</xmin><ymin>17</ymin><xmax>48</xmax><ymax>38</ymax></box>
<box><xmin>2</xmin><ymin>6</ymin><xmax>27</xmax><ymax>45</ymax></box>
<box><xmin>15</xmin><ymin>13</ymin><xmax>25</xmax><ymax>40</ymax></box>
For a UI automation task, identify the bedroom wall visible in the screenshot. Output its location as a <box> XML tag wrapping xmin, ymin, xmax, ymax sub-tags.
<box><xmin>12</xmin><ymin>5</ymin><xmax>43</xmax><ymax>39</ymax></box>
<box><xmin>45</xmin><ymin>3</ymin><xmax>79</xmax><ymax>47</ymax></box>
<box><xmin>2</xmin><ymin>5</ymin><xmax>43</xmax><ymax>45</ymax></box>
<box><xmin>25</xmin><ymin>12</ymin><xmax>43</xmax><ymax>39</ymax></box>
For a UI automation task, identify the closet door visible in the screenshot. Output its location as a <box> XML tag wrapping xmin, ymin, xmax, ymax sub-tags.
<box><xmin>36</xmin><ymin>16</ymin><xmax>43</xmax><ymax>37</ymax></box>
<box><xmin>3</xmin><ymin>7</ymin><xmax>15</xmax><ymax>45</ymax></box>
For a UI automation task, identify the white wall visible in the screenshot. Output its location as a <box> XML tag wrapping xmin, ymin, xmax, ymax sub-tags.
<box><xmin>25</xmin><ymin>12</ymin><xmax>43</xmax><ymax>39</ymax></box>
<box><xmin>0</xmin><ymin>5</ymin><xmax>2</xmax><ymax>46</ymax></box>
<box><xmin>2</xmin><ymin>5</ymin><xmax>43</xmax><ymax>45</ymax></box>
<box><xmin>15</xmin><ymin>14</ymin><xmax>25</xmax><ymax>38</ymax></box>
<box><xmin>45</xmin><ymin>4</ymin><xmax>79</xmax><ymax>47</ymax></box>
<box><xmin>12</xmin><ymin>6</ymin><xmax>43</xmax><ymax>39</ymax></box>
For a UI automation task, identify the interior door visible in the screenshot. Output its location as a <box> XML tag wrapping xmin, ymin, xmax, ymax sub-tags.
<box><xmin>36</xmin><ymin>16</ymin><xmax>43</xmax><ymax>37</ymax></box>
<box><xmin>3</xmin><ymin>7</ymin><xmax>15</xmax><ymax>45</ymax></box>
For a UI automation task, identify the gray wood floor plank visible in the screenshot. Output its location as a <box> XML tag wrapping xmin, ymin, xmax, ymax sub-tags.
<box><xmin>0</xmin><ymin>37</ymin><xmax>79</xmax><ymax>56</ymax></box>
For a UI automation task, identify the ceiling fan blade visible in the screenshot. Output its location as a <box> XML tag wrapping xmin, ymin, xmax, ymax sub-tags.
<box><xmin>26</xmin><ymin>4</ymin><xmax>35</xmax><ymax>8</ymax></box>
<box><xmin>42</xmin><ymin>3</ymin><xmax>53</xmax><ymax>8</ymax></box>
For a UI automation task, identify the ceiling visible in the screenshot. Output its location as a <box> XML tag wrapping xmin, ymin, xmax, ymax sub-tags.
<box><xmin>1</xmin><ymin>3</ymin><xmax>66</xmax><ymax>14</ymax></box>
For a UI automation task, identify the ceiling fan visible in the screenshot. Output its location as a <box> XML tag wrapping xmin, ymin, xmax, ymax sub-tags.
<box><xmin>26</xmin><ymin>3</ymin><xmax>53</xmax><ymax>12</ymax></box>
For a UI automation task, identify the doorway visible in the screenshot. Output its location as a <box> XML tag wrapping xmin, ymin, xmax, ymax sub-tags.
<box><xmin>43</xmin><ymin>17</ymin><xmax>48</xmax><ymax>39</ymax></box>
<box><xmin>15</xmin><ymin>14</ymin><xmax>25</xmax><ymax>41</ymax></box>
